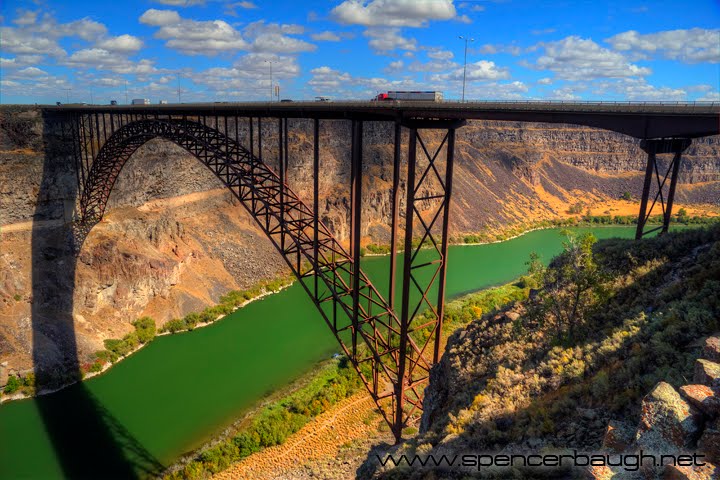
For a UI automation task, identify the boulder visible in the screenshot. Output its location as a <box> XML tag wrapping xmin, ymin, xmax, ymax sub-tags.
<box><xmin>635</xmin><ymin>382</ymin><xmax>703</xmax><ymax>453</ymax></box>
<box><xmin>694</xmin><ymin>360</ymin><xmax>720</xmax><ymax>389</ymax></box>
<box><xmin>602</xmin><ymin>420</ymin><xmax>635</xmax><ymax>453</ymax></box>
<box><xmin>680</xmin><ymin>385</ymin><xmax>720</xmax><ymax>418</ymax></box>
<box><xmin>663</xmin><ymin>463</ymin><xmax>719</xmax><ymax>480</ymax></box>
<box><xmin>704</xmin><ymin>337</ymin><xmax>720</xmax><ymax>363</ymax></box>
<box><xmin>700</xmin><ymin>420</ymin><xmax>720</xmax><ymax>464</ymax></box>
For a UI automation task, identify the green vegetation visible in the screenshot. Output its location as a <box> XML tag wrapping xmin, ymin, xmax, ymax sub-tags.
<box><xmin>163</xmin><ymin>357</ymin><xmax>362</xmax><ymax>479</ymax></box>
<box><xmin>159</xmin><ymin>276</ymin><xmax>293</xmax><ymax>335</ymax></box>
<box><xmin>567</xmin><ymin>201</ymin><xmax>585</xmax><ymax>214</ymax></box>
<box><xmin>84</xmin><ymin>317</ymin><xmax>157</xmax><ymax>375</ymax></box>
<box><xmin>621</xmin><ymin>191</ymin><xmax>633</xmax><ymax>201</ymax></box>
<box><xmin>422</xmin><ymin>224</ymin><xmax>720</xmax><ymax>451</ymax></box>
<box><xmin>3</xmin><ymin>373</ymin><xmax>35</xmax><ymax>397</ymax></box>
<box><xmin>12</xmin><ymin>294</ymin><xmax>22</xmax><ymax>302</ymax></box>
<box><xmin>454</xmin><ymin>214</ymin><xmax>718</xmax><ymax>246</ymax></box>
<box><xmin>366</xmin><ymin>243</ymin><xmax>392</xmax><ymax>255</ymax></box>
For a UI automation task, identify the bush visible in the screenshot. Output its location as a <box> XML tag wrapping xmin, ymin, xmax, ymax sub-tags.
<box><xmin>4</xmin><ymin>375</ymin><xmax>21</xmax><ymax>394</ymax></box>
<box><xmin>132</xmin><ymin>317</ymin><xmax>156</xmax><ymax>344</ymax></box>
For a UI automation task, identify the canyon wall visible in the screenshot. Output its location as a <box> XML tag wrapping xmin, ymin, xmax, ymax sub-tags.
<box><xmin>1</xmin><ymin>106</ymin><xmax>718</xmax><ymax>376</ymax></box>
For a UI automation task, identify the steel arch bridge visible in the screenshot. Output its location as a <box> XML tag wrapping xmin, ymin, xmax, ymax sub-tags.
<box><xmin>47</xmin><ymin>102</ymin><xmax>719</xmax><ymax>442</ymax></box>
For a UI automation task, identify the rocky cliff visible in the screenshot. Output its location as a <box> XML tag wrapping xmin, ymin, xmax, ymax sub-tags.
<box><xmin>1</xmin><ymin>106</ymin><xmax>718</xmax><ymax>378</ymax></box>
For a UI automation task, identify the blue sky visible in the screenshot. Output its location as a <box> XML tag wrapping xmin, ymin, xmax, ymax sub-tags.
<box><xmin>1</xmin><ymin>0</ymin><xmax>719</xmax><ymax>103</ymax></box>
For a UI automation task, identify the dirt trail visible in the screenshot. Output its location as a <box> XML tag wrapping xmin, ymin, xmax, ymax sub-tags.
<box><xmin>213</xmin><ymin>392</ymin><xmax>379</xmax><ymax>480</ymax></box>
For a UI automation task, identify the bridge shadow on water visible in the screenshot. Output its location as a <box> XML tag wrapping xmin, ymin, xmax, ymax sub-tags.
<box><xmin>28</xmin><ymin>112</ymin><xmax>163</xmax><ymax>479</ymax></box>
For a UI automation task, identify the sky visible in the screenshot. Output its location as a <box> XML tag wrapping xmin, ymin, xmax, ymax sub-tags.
<box><xmin>1</xmin><ymin>0</ymin><xmax>719</xmax><ymax>104</ymax></box>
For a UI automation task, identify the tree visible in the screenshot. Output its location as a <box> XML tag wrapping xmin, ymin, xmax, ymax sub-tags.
<box><xmin>677</xmin><ymin>208</ymin><xmax>689</xmax><ymax>223</ymax></box>
<box><xmin>534</xmin><ymin>231</ymin><xmax>608</xmax><ymax>338</ymax></box>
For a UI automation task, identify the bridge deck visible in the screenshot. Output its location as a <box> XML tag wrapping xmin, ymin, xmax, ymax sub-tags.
<box><xmin>43</xmin><ymin>101</ymin><xmax>720</xmax><ymax>139</ymax></box>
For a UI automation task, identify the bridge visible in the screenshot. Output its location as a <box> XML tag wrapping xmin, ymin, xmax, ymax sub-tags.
<box><xmin>44</xmin><ymin>101</ymin><xmax>720</xmax><ymax>442</ymax></box>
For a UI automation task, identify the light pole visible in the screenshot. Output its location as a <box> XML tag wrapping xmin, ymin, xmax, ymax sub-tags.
<box><xmin>64</xmin><ymin>88</ymin><xmax>71</xmax><ymax>103</ymax></box>
<box><xmin>458</xmin><ymin>36</ymin><xmax>474</xmax><ymax>102</ymax></box>
<box><xmin>265</xmin><ymin>60</ymin><xmax>276</xmax><ymax>102</ymax></box>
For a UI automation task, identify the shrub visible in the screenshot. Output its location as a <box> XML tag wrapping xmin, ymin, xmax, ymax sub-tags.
<box><xmin>4</xmin><ymin>375</ymin><xmax>21</xmax><ymax>394</ymax></box>
<box><xmin>132</xmin><ymin>317</ymin><xmax>156</xmax><ymax>344</ymax></box>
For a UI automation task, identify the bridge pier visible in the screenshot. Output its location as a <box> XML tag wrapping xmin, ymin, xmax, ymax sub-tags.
<box><xmin>635</xmin><ymin>138</ymin><xmax>692</xmax><ymax>239</ymax></box>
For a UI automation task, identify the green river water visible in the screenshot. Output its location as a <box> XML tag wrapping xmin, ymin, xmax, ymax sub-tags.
<box><xmin>0</xmin><ymin>227</ymin><xmax>638</xmax><ymax>479</ymax></box>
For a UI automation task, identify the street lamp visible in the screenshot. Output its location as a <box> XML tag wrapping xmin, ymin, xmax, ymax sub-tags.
<box><xmin>458</xmin><ymin>36</ymin><xmax>474</xmax><ymax>102</ymax></box>
<box><xmin>265</xmin><ymin>60</ymin><xmax>277</xmax><ymax>102</ymax></box>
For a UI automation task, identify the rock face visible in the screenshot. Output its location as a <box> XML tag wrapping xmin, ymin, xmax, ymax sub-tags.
<box><xmin>635</xmin><ymin>381</ymin><xmax>703</xmax><ymax>453</ymax></box>
<box><xmin>1</xmin><ymin>106</ymin><xmax>719</xmax><ymax>376</ymax></box>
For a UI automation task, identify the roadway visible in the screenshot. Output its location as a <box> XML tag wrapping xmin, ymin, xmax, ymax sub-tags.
<box><xmin>42</xmin><ymin>100</ymin><xmax>720</xmax><ymax>139</ymax></box>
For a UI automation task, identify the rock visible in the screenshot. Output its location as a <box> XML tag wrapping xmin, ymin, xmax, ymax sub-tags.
<box><xmin>635</xmin><ymin>382</ymin><xmax>703</xmax><ymax>453</ymax></box>
<box><xmin>705</xmin><ymin>338</ymin><xmax>720</xmax><ymax>363</ymax></box>
<box><xmin>695</xmin><ymin>360</ymin><xmax>720</xmax><ymax>389</ymax></box>
<box><xmin>680</xmin><ymin>385</ymin><xmax>720</xmax><ymax>418</ymax></box>
<box><xmin>0</xmin><ymin>361</ymin><xmax>8</xmax><ymax>388</ymax></box>
<box><xmin>602</xmin><ymin>420</ymin><xmax>635</xmax><ymax>453</ymax></box>
<box><xmin>664</xmin><ymin>463</ymin><xmax>719</xmax><ymax>480</ymax></box>
<box><xmin>505</xmin><ymin>311</ymin><xmax>521</xmax><ymax>322</ymax></box>
<box><xmin>586</xmin><ymin>464</ymin><xmax>617</xmax><ymax>479</ymax></box>
<box><xmin>700</xmin><ymin>420</ymin><xmax>720</xmax><ymax>464</ymax></box>
<box><xmin>527</xmin><ymin>437</ymin><xmax>543</xmax><ymax>448</ymax></box>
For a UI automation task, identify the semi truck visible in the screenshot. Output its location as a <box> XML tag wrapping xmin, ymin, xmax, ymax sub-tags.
<box><xmin>372</xmin><ymin>91</ymin><xmax>443</xmax><ymax>102</ymax></box>
<box><xmin>131</xmin><ymin>98</ymin><xmax>150</xmax><ymax>105</ymax></box>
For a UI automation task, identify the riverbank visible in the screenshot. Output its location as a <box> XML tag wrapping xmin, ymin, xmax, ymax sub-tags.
<box><xmin>0</xmin><ymin>276</ymin><xmax>295</xmax><ymax>405</ymax></box>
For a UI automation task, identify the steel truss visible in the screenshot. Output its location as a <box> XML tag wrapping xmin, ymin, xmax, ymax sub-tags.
<box><xmin>635</xmin><ymin>138</ymin><xmax>692</xmax><ymax>239</ymax></box>
<box><xmin>66</xmin><ymin>112</ymin><xmax>463</xmax><ymax>442</ymax></box>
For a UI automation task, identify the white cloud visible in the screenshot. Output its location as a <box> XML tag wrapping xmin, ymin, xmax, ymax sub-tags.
<box><xmin>309</xmin><ymin>66</ymin><xmax>353</xmax><ymax>89</ymax></box>
<box><xmin>140</xmin><ymin>9</ymin><xmax>249</xmax><ymax>55</ymax></box>
<box><xmin>0</xmin><ymin>26</ymin><xmax>67</xmax><ymax>57</ymax></box>
<box><xmin>478</xmin><ymin>44</ymin><xmax>521</xmax><ymax>55</ymax></box>
<box><xmin>698</xmin><ymin>92</ymin><xmax>720</xmax><ymax>101</ymax></box>
<box><xmin>537</xmin><ymin>77</ymin><xmax>552</xmax><ymax>85</ymax></box>
<box><xmin>311</xmin><ymin>31</ymin><xmax>342</xmax><ymax>41</ymax></box>
<box><xmin>97</xmin><ymin>34</ymin><xmax>143</xmax><ymax>53</ymax></box>
<box><xmin>430</xmin><ymin>60</ymin><xmax>510</xmax><ymax>82</ymax></box>
<box><xmin>139</xmin><ymin>9</ymin><xmax>181</xmax><ymax>26</ymax></box>
<box><xmin>13</xmin><ymin>11</ymin><xmax>38</xmax><ymax>26</ymax></box>
<box><xmin>331</xmin><ymin>0</ymin><xmax>457</xmax><ymax>27</ymax></box>
<box><xmin>548</xmin><ymin>87</ymin><xmax>581</xmax><ymax>100</ymax></box>
<box><xmin>364</xmin><ymin>28</ymin><xmax>417</xmax><ymax>52</ymax></box>
<box><xmin>60</xmin><ymin>18</ymin><xmax>108</xmax><ymax>41</ymax></box>
<box><xmin>533</xmin><ymin>36</ymin><xmax>651</xmax><ymax>80</ymax></box>
<box><xmin>427</xmin><ymin>49</ymin><xmax>453</xmax><ymax>60</ymax></box>
<box><xmin>65</xmin><ymin>48</ymin><xmax>159</xmax><ymax>75</ymax></box>
<box><xmin>606</xmin><ymin>28</ymin><xmax>720</xmax><ymax>63</ymax></box>
<box><xmin>593</xmin><ymin>78</ymin><xmax>687</xmax><ymax>101</ymax></box>
<box><xmin>11</xmin><ymin>66</ymin><xmax>48</xmax><ymax>78</ymax></box>
<box><xmin>244</xmin><ymin>21</ymin><xmax>316</xmax><ymax>53</ymax></box>
<box><xmin>384</xmin><ymin>60</ymin><xmax>404</xmax><ymax>72</ymax></box>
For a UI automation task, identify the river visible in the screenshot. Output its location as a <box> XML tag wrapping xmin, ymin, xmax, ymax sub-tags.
<box><xmin>0</xmin><ymin>227</ymin><xmax>638</xmax><ymax>478</ymax></box>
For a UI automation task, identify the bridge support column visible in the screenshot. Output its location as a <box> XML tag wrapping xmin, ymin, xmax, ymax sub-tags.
<box><xmin>394</xmin><ymin>119</ymin><xmax>465</xmax><ymax>443</ymax></box>
<box><xmin>635</xmin><ymin>138</ymin><xmax>691</xmax><ymax>239</ymax></box>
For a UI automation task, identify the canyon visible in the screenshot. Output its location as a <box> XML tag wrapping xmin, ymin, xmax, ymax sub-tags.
<box><xmin>1</xmin><ymin>105</ymin><xmax>718</xmax><ymax>379</ymax></box>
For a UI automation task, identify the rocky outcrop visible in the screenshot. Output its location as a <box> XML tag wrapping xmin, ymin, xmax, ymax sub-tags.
<box><xmin>589</xmin><ymin>336</ymin><xmax>720</xmax><ymax>480</ymax></box>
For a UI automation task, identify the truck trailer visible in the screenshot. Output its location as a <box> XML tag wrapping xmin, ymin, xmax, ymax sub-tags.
<box><xmin>131</xmin><ymin>98</ymin><xmax>150</xmax><ymax>105</ymax></box>
<box><xmin>373</xmin><ymin>91</ymin><xmax>443</xmax><ymax>102</ymax></box>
